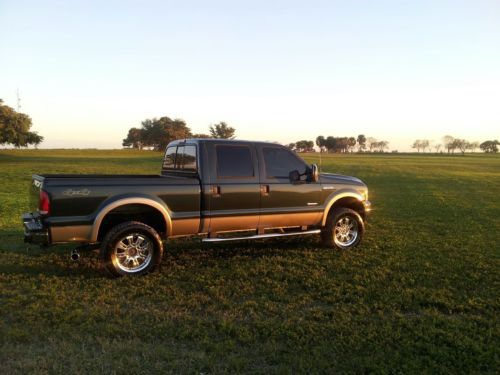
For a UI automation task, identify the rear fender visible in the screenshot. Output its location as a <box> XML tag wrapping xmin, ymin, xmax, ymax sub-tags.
<box><xmin>90</xmin><ymin>195</ymin><xmax>172</xmax><ymax>242</ymax></box>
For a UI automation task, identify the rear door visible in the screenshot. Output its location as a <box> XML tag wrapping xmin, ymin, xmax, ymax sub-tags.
<box><xmin>204</xmin><ymin>142</ymin><xmax>260</xmax><ymax>233</ymax></box>
<box><xmin>256</xmin><ymin>144</ymin><xmax>322</xmax><ymax>229</ymax></box>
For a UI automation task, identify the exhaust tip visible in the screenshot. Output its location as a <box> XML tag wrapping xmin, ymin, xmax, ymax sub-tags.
<box><xmin>71</xmin><ymin>251</ymin><xmax>80</xmax><ymax>261</ymax></box>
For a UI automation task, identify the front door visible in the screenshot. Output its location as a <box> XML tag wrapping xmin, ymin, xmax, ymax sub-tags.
<box><xmin>256</xmin><ymin>145</ymin><xmax>322</xmax><ymax>229</ymax></box>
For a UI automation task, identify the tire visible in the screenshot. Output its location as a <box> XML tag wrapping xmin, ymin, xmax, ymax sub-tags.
<box><xmin>100</xmin><ymin>221</ymin><xmax>163</xmax><ymax>277</ymax></box>
<box><xmin>321</xmin><ymin>207</ymin><xmax>365</xmax><ymax>250</ymax></box>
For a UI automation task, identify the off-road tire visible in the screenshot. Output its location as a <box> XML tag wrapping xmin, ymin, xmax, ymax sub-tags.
<box><xmin>100</xmin><ymin>221</ymin><xmax>163</xmax><ymax>277</ymax></box>
<box><xmin>321</xmin><ymin>207</ymin><xmax>365</xmax><ymax>250</ymax></box>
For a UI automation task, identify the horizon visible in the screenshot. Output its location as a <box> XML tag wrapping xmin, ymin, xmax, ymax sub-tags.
<box><xmin>1</xmin><ymin>1</ymin><xmax>499</xmax><ymax>151</ymax></box>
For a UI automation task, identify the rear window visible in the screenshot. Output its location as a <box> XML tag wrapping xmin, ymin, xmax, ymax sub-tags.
<box><xmin>216</xmin><ymin>145</ymin><xmax>254</xmax><ymax>178</ymax></box>
<box><xmin>163</xmin><ymin>147</ymin><xmax>176</xmax><ymax>169</ymax></box>
<box><xmin>163</xmin><ymin>145</ymin><xmax>197</xmax><ymax>172</ymax></box>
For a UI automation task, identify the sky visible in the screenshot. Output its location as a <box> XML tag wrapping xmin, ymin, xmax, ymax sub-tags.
<box><xmin>1</xmin><ymin>0</ymin><xmax>499</xmax><ymax>151</ymax></box>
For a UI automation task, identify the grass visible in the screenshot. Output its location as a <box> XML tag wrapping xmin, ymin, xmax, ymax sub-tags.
<box><xmin>0</xmin><ymin>149</ymin><xmax>499</xmax><ymax>373</ymax></box>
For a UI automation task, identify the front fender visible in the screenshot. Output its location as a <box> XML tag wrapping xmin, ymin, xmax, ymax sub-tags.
<box><xmin>321</xmin><ymin>188</ymin><xmax>365</xmax><ymax>226</ymax></box>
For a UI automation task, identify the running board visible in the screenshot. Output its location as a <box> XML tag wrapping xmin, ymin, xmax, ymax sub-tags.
<box><xmin>202</xmin><ymin>229</ymin><xmax>321</xmax><ymax>243</ymax></box>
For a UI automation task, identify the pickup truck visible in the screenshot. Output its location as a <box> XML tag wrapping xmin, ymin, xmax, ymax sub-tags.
<box><xmin>23</xmin><ymin>139</ymin><xmax>371</xmax><ymax>276</ymax></box>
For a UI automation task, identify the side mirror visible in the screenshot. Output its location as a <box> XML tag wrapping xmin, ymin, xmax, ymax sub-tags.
<box><xmin>311</xmin><ymin>163</ymin><xmax>319</xmax><ymax>182</ymax></box>
<box><xmin>289</xmin><ymin>170</ymin><xmax>300</xmax><ymax>182</ymax></box>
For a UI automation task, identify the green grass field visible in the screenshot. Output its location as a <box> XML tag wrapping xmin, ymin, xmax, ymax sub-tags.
<box><xmin>0</xmin><ymin>149</ymin><xmax>499</xmax><ymax>373</ymax></box>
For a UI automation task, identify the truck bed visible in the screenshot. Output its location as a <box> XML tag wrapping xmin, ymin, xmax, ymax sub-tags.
<box><xmin>30</xmin><ymin>173</ymin><xmax>201</xmax><ymax>218</ymax></box>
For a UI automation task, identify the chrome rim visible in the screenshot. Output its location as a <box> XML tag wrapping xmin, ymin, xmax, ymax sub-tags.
<box><xmin>113</xmin><ymin>233</ymin><xmax>153</xmax><ymax>273</ymax></box>
<box><xmin>334</xmin><ymin>216</ymin><xmax>358</xmax><ymax>247</ymax></box>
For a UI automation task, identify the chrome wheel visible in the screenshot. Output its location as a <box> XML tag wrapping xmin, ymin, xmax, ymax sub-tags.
<box><xmin>334</xmin><ymin>216</ymin><xmax>358</xmax><ymax>247</ymax></box>
<box><xmin>112</xmin><ymin>233</ymin><xmax>153</xmax><ymax>273</ymax></box>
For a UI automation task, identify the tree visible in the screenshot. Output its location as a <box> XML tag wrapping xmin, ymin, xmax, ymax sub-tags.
<box><xmin>367</xmin><ymin>137</ymin><xmax>377</xmax><ymax>152</ymax></box>
<box><xmin>420</xmin><ymin>139</ymin><xmax>430</xmax><ymax>152</ymax></box>
<box><xmin>434</xmin><ymin>143</ymin><xmax>442</xmax><ymax>153</ymax></box>
<box><xmin>122</xmin><ymin>127</ymin><xmax>144</xmax><ymax>149</ymax></box>
<box><xmin>286</xmin><ymin>143</ymin><xmax>296</xmax><ymax>151</ymax></box>
<box><xmin>357</xmin><ymin>134</ymin><xmax>366</xmax><ymax>152</ymax></box>
<box><xmin>347</xmin><ymin>137</ymin><xmax>356</xmax><ymax>153</ymax></box>
<box><xmin>376</xmin><ymin>140</ymin><xmax>389</xmax><ymax>152</ymax></box>
<box><xmin>0</xmin><ymin>99</ymin><xmax>44</xmax><ymax>148</ymax></box>
<box><xmin>145</xmin><ymin>117</ymin><xmax>191</xmax><ymax>151</ymax></box>
<box><xmin>443</xmin><ymin>135</ymin><xmax>455</xmax><ymax>154</ymax></box>
<box><xmin>480</xmin><ymin>140</ymin><xmax>499</xmax><ymax>153</ymax></box>
<box><xmin>467</xmin><ymin>141</ymin><xmax>479</xmax><ymax>153</ymax></box>
<box><xmin>209</xmin><ymin>121</ymin><xmax>235</xmax><ymax>139</ymax></box>
<box><xmin>307</xmin><ymin>140</ymin><xmax>314</xmax><ymax>151</ymax></box>
<box><xmin>325</xmin><ymin>136</ymin><xmax>335</xmax><ymax>152</ymax></box>
<box><xmin>294</xmin><ymin>140</ymin><xmax>314</xmax><ymax>152</ymax></box>
<box><xmin>123</xmin><ymin>116</ymin><xmax>191</xmax><ymax>151</ymax></box>
<box><xmin>25</xmin><ymin>132</ymin><xmax>43</xmax><ymax>149</ymax></box>
<box><xmin>316</xmin><ymin>136</ymin><xmax>326</xmax><ymax>152</ymax></box>
<box><xmin>192</xmin><ymin>133</ymin><xmax>211</xmax><ymax>138</ymax></box>
<box><xmin>452</xmin><ymin>138</ymin><xmax>468</xmax><ymax>155</ymax></box>
<box><xmin>412</xmin><ymin>140</ymin><xmax>422</xmax><ymax>152</ymax></box>
<box><xmin>338</xmin><ymin>137</ymin><xmax>349</xmax><ymax>153</ymax></box>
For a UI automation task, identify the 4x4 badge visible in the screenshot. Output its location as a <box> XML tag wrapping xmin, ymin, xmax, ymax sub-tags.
<box><xmin>63</xmin><ymin>188</ymin><xmax>91</xmax><ymax>197</ymax></box>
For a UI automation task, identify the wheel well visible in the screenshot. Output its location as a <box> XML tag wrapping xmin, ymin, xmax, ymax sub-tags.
<box><xmin>326</xmin><ymin>197</ymin><xmax>366</xmax><ymax>221</ymax></box>
<box><xmin>97</xmin><ymin>204</ymin><xmax>167</xmax><ymax>241</ymax></box>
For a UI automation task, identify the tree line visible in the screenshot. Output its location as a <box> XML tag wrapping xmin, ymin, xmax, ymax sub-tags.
<box><xmin>287</xmin><ymin>135</ymin><xmax>389</xmax><ymax>153</ymax></box>
<box><xmin>0</xmin><ymin>99</ymin><xmax>43</xmax><ymax>148</ymax></box>
<box><xmin>412</xmin><ymin>136</ymin><xmax>499</xmax><ymax>154</ymax></box>
<box><xmin>123</xmin><ymin>118</ymin><xmax>235</xmax><ymax>151</ymax></box>
<box><xmin>3</xmin><ymin>99</ymin><xmax>497</xmax><ymax>154</ymax></box>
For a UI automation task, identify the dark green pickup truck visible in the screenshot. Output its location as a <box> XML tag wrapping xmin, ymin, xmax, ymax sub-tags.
<box><xmin>23</xmin><ymin>139</ymin><xmax>371</xmax><ymax>276</ymax></box>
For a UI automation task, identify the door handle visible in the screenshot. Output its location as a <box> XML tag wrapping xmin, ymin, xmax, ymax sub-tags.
<box><xmin>211</xmin><ymin>185</ymin><xmax>221</xmax><ymax>197</ymax></box>
<box><xmin>260</xmin><ymin>184</ymin><xmax>270</xmax><ymax>196</ymax></box>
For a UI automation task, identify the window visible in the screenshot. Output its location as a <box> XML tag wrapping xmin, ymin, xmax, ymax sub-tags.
<box><xmin>263</xmin><ymin>147</ymin><xmax>308</xmax><ymax>178</ymax></box>
<box><xmin>177</xmin><ymin>145</ymin><xmax>197</xmax><ymax>171</ymax></box>
<box><xmin>216</xmin><ymin>145</ymin><xmax>254</xmax><ymax>178</ymax></box>
<box><xmin>162</xmin><ymin>145</ymin><xmax>197</xmax><ymax>172</ymax></box>
<box><xmin>163</xmin><ymin>146</ymin><xmax>176</xmax><ymax>170</ymax></box>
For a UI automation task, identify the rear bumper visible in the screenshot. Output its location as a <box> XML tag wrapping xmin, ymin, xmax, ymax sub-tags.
<box><xmin>22</xmin><ymin>213</ymin><xmax>49</xmax><ymax>245</ymax></box>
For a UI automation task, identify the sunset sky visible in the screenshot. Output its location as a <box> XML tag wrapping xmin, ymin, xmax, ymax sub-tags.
<box><xmin>1</xmin><ymin>0</ymin><xmax>499</xmax><ymax>151</ymax></box>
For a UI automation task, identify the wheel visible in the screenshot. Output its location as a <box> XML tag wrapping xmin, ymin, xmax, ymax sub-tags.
<box><xmin>100</xmin><ymin>221</ymin><xmax>163</xmax><ymax>277</ymax></box>
<box><xmin>321</xmin><ymin>207</ymin><xmax>364</xmax><ymax>250</ymax></box>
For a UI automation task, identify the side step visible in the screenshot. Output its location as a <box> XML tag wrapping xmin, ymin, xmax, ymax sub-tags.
<box><xmin>202</xmin><ymin>229</ymin><xmax>321</xmax><ymax>243</ymax></box>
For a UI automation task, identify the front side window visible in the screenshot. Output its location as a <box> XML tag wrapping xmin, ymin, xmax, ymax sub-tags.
<box><xmin>263</xmin><ymin>147</ymin><xmax>308</xmax><ymax>178</ymax></box>
<box><xmin>216</xmin><ymin>145</ymin><xmax>254</xmax><ymax>178</ymax></box>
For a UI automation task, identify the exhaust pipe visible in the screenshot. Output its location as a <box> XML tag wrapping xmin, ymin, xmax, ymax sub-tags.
<box><xmin>71</xmin><ymin>250</ymin><xmax>80</xmax><ymax>262</ymax></box>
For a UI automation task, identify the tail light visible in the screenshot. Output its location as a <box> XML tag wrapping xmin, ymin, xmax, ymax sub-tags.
<box><xmin>39</xmin><ymin>190</ymin><xmax>50</xmax><ymax>215</ymax></box>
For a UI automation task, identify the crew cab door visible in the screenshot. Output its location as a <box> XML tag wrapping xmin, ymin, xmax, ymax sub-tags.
<box><xmin>256</xmin><ymin>145</ymin><xmax>322</xmax><ymax>229</ymax></box>
<box><xmin>203</xmin><ymin>142</ymin><xmax>260</xmax><ymax>233</ymax></box>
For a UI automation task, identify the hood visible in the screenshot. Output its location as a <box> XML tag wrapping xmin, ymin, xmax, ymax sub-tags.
<box><xmin>320</xmin><ymin>172</ymin><xmax>365</xmax><ymax>186</ymax></box>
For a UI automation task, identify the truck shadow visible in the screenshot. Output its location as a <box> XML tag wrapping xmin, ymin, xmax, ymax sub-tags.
<box><xmin>1</xmin><ymin>228</ymin><xmax>325</xmax><ymax>278</ymax></box>
<box><xmin>0</xmin><ymin>228</ymin><xmax>102</xmax><ymax>278</ymax></box>
<box><xmin>167</xmin><ymin>236</ymin><xmax>324</xmax><ymax>259</ymax></box>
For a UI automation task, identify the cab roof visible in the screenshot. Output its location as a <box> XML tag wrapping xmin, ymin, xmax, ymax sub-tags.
<box><xmin>167</xmin><ymin>138</ymin><xmax>285</xmax><ymax>148</ymax></box>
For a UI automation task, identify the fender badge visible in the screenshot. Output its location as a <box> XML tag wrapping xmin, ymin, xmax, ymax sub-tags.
<box><xmin>63</xmin><ymin>188</ymin><xmax>91</xmax><ymax>197</ymax></box>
